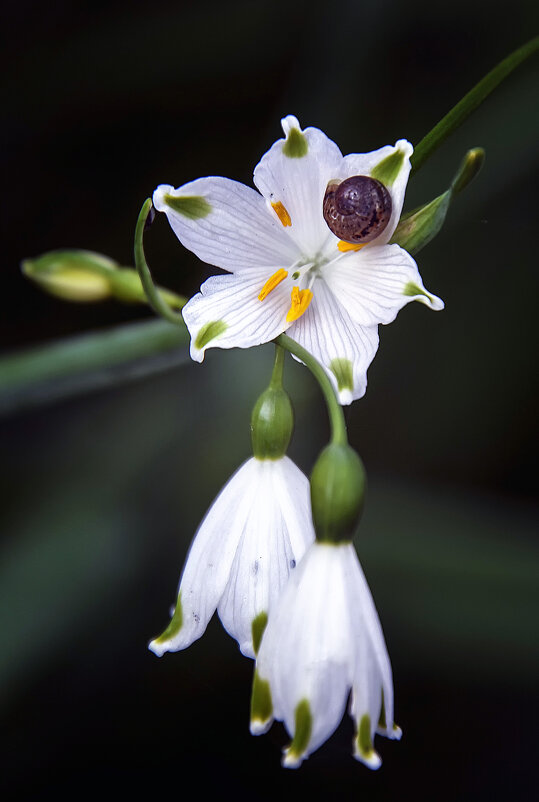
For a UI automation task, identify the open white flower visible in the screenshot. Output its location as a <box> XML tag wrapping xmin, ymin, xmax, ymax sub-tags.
<box><xmin>153</xmin><ymin>115</ymin><xmax>443</xmax><ymax>404</ymax></box>
<box><xmin>252</xmin><ymin>541</ymin><xmax>401</xmax><ymax>768</ymax></box>
<box><xmin>148</xmin><ymin>456</ymin><xmax>314</xmax><ymax>659</ymax></box>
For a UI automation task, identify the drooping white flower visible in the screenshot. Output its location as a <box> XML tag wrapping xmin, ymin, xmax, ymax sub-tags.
<box><xmin>152</xmin><ymin>115</ymin><xmax>443</xmax><ymax>404</ymax></box>
<box><xmin>148</xmin><ymin>456</ymin><xmax>314</xmax><ymax>659</ymax></box>
<box><xmin>252</xmin><ymin>541</ymin><xmax>401</xmax><ymax>768</ymax></box>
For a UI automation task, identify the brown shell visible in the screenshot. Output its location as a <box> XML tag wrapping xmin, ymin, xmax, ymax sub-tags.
<box><xmin>323</xmin><ymin>175</ymin><xmax>392</xmax><ymax>244</ymax></box>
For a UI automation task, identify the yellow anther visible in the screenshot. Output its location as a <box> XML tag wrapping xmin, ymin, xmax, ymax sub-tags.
<box><xmin>258</xmin><ymin>268</ymin><xmax>288</xmax><ymax>301</ymax></box>
<box><xmin>286</xmin><ymin>286</ymin><xmax>313</xmax><ymax>322</ymax></box>
<box><xmin>271</xmin><ymin>201</ymin><xmax>292</xmax><ymax>227</ymax></box>
<box><xmin>337</xmin><ymin>240</ymin><xmax>366</xmax><ymax>253</ymax></box>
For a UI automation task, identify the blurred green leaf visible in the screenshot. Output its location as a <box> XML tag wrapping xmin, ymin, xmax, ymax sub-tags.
<box><xmin>411</xmin><ymin>37</ymin><xmax>539</xmax><ymax>173</ymax></box>
<box><xmin>0</xmin><ymin>318</ymin><xmax>189</xmax><ymax>416</ymax></box>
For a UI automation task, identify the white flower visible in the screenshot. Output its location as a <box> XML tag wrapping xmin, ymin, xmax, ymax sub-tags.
<box><xmin>153</xmin><ymin>115</ymin><xmax>443</xmax><ymax>405</ymax></box>
<box><xmin>148</xmin><ymin>456</ymin><xmax>315</xmax><ymax>659</ymax></box>
<box><xmin>252</xmin><ymin>541</ymin><xmax>401</xmax><ymax>768</ymax></box>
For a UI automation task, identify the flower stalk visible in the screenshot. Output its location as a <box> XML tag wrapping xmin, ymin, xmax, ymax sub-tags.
<box><xmin>276</xmin><ymin>334</ymin><xmax>348</xmax><ymax>447</ymax></box>
<box><xmin>134</xmin><ymin>198</ymin><xmax>187</xmax><ymax>325</ymax></box>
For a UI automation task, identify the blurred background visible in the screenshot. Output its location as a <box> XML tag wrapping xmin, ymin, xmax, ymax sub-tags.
<box><xmin>1</xmin><ymin>0</ymin><xmax>538</xmax><ymax>799</ymax></box>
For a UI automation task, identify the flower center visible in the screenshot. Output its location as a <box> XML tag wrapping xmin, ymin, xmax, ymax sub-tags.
<box><xmin>258</xmin><ymin>261</ymin><xmax>315</xmax><ymax>324</ymax></box>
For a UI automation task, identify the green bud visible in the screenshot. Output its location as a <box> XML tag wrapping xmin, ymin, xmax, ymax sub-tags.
<box><xmin>450</xmin><ymin>147</ymin><xmax>485</xmax><ymax>195</ymax></box>
<box><xmin>391</xmin><ymin>147</ymin><xmax>485</xmax><ymax>256</ymax></box>
<box><xmin>22</xmin><ymin>249</ymin><xmax>185</xmax><ymax>309</ymax></box>
<box><xmin>391</xmin><ymin>192</ymin><xmax>451</xmax><ymax>255</ymax></box>
<box><xmin>21</xmin><ymin>249</ymin><xmax>117</xmax><ymax>302</ymax></box>
<box><xmin>310</xmin><ymin>443</ymin><xmax>366</xmax><ymax>543</ymax></box>
<box><xmin>251</xmin><ymin>385</ymin><xmax>294</xmax><ymax>460</ymax></box>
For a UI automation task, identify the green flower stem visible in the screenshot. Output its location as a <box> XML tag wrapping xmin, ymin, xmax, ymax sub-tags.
<box><xmin>412</xmin><ymin>37</ymin><xmax>539</xmax><ymax>173</ymax></box>
<box><xmin>251</xmin><ymin>343</ymin><xmax>294</xmax><ymax>460</ymax></box>
<box><xmin>275</xmin><ymin>333</ymin><xmax>347</xmax><ymax>447</ymax></box>
<box><xmin>269</xmin><ymin>344</ymin><xmax>285</xmax><ymax>390</ymax></box>
<box><xmin>135</xmin><ymin>198</ymin><xmax>187</xmax><ymax>325</ymax></box>
<box><xmin>0</xmin><ymin>319</ymin><xmax>189</xmax><ymax>416</ymax></box>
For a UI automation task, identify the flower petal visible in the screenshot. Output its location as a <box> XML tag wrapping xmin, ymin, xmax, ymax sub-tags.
<box><xmin>349</xmin><ymin>552</ymin><xmax>393</xmax><ymax>717</ymax></box>
<box><xmin>257</xmin><ymin>543</ymin><xmax>354</xmax><ymax>766</ymax></box>
<box><xmin>344</xmin><ymin>545</ymin><xmax>397</xmax><ymax>761</ymax></box>
<box><xmin>287</xmin><ymin>279</ymin><xmax>379</xmax><ymax>404</ymax></box>
<box><xmin>322</xmin><ymin>243</ymin><xmax>444</xmax><ymax>327</ymax></box>
<box><xmin>253</xmin><ymin>115</ymin><xmax>343</xmax><ymax>254</ymax></box>
<box><xmin>182</xmin><ymin>268</ymin><xmax>294</xmax><ymax>361</ymax></box>
<box><xmin>217</xmin><ymin>458</ymin><xmax>314</xmax><ymax>658</ymax></box>
<box><xmin>338</xmin><ymin>139</ymin><xmax>413</xmax><ymax>244</ymax></box>
<box><xmin>153</xmin><ymin>178</ymin><xmax>300</xmax><ymax>273</ymax></box>
<box><xmin>148</xmin><ymin>459</ymin><xmax>256</xmax><ymax>656</ymax></box>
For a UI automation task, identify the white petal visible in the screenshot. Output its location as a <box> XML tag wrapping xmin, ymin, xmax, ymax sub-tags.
<box><xmin>253</xmin><ymin>115</ymin><xmax>343</xmax><ymax>255</ymax></box>
<box><xmin>350</xmin><ymin>641</ymin><xmax>384</xmax><ymax>769</ymax></box>
<box><xmin>153</xmin><ymin>178</ymin><xmax>299</xmax><ymax>273</ymax></box>
<box><xmin>287</xmin><ymin>279</ymin><xmax>379</xmax><ymax>404</ymax></box>
<box><xmin>338</xmin><ymin>139</ymin><xmax>413</xmax><ymax>244</ymax></box>
<box><xmin>343</xmin><ymin>545</ymin><xmax>397</xmax><ymax>760</ymax></box>
<box><xmin>217</xmin><ymin>457</ymin><xmax>314</xmax><ymax>658</ymax></box>
<box><xmin>148</xmin><ymin>459</ymin><xmax>256</xmax><ymax>656</ymax></box>
<box><xmin>322</xmin><ymin>243</ymin><xmax>444</xmax><ymax>327</ymax></box>
<box><xmin>271</xmin><ymin>455</ymin><xmax>316</xmax><ymax>560</ymax></box>
<box><xmin>348</xmin><ymin>549</ymin><xmax>393</xmax><ymax>715</ymax></box>
<box><xmin>182</xmin><ymin>268</ymin><xmax>294</xmax><ymax>361</ymax></box>
<box><xmin>257</xmin><ymin>543</ymin><xmax>354</xmax><ymax>765</ymax></box>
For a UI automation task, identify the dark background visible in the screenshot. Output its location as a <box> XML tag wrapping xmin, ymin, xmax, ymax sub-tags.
<box><xmin>1</xmin><ymin>1</ymin><xmax>538</xmax><ymax>799</ymax></box>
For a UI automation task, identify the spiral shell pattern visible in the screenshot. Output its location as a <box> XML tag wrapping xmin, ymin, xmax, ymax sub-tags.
<box><xmin>323</xmin><ymin>176</ymin><xmax>392</xmax><ymax>244</ymax></box>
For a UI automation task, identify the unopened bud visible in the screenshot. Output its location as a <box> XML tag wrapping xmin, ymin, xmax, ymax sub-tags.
<box><xmin>22</xmin><ymin>249</ymin><xmax>185</xmax><ymax>308</ymax></box>
<box><xmin>391</xmin><ymin>192</ymin><xmax>451</xmax><ymax>255</ymax></box>
<box><xmin>391</xmin><ymin>147</ymin><xmax>485</xmax><ymax>255</ymax></box>
<box><xmin>310</xmin><ymin>443</ymin><xmax>366</xmax><ymax>543</ymax></box>
<box><xmin>450</xmin><ymin>147</ymin><xmax>485</xmax><ymax>195</ymax></box>
<box><xmin>251</xmin><ymin>386</ymin><xmax>294</xmax><ymax>460</ymax></box>
<box><xmin>21</xmin><ymin>250</ymin><xmax>116</xmax><ymax>302</ymax></box>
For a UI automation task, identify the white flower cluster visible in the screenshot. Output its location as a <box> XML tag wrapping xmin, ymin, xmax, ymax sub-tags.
<box><xmin>148</xmin><ymin>115</ymin><xmax>442</xmax><ymax>768</ymax></box>
<box><xmin>149</xmin><ymin>450</ymin><xmax>400</xmax><ymax>768</ymax></box>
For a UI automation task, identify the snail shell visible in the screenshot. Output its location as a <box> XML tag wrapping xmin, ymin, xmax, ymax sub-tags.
<box><xmin>323</xmin><ymin>175</ymin><xmax>392</xmax><ymax>244</ymax></box>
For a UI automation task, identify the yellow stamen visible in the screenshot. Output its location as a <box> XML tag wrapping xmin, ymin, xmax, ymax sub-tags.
<box><xmin>337</xmin><ymin>240</ymin><xmax>366</xmax><ymax>252</ymax></box>
<box><xmin>286</xmin><ymin>286</ymin><xmax>313</xmax><ymax>322</ymax></box>
<box><xmin>258</xmin><ymin>268</ymin><xmax>288</xmax><ymax>301</ymax></box>
<box><xmin>271</xmin><ymin>201</ymin><xmax>292</xmax><ymax>227</ymax></box>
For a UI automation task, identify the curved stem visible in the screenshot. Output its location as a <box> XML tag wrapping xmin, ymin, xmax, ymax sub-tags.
<box><xmin>134</xmin><ymin>199</ymin><xmax>186</xmax><ymax>325</ymax></box>
<box><xmin>275</xmin><ymin>333</ymin><xmax>347</xmax><ymax>446</ymax></box>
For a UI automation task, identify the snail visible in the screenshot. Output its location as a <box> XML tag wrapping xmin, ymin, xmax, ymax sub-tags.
<box><xmin>322</xmin><ymin>175</ymin><xmax>392</xmax><ymax>244</ymax></box>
